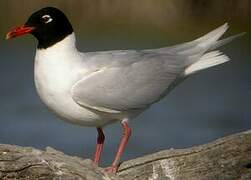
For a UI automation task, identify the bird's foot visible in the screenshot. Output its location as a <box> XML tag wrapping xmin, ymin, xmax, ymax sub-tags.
<box><xmin>104</xmin><ymin>165</ymin><xmax>119</xmax><ymax>173</ymax></box>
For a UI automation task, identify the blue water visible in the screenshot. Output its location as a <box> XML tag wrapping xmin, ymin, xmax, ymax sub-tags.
<box><xmin>0</xmin><ymin>33</ymin><xmax>250</xmax><ymax>166</ymax></box>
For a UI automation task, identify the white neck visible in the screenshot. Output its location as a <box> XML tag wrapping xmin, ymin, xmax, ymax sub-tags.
<box><xmin>35</xmin><ymin>32</ymin><xmax>84</xmax><ymax>72</ymax></box>
<box><xmin>37</xmin><ymin>33</ymin><xmax>77</xmax><ymax>53</ymax></box>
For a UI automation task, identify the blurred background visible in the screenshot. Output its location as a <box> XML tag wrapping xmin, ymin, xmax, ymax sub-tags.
<box><xmin>0</xmin><ymin>0</ymin><xmax>250</xmax><ymax>166</ymax></box>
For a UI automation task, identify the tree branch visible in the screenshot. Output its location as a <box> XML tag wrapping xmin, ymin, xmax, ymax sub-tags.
<box><xmin>0</xmin><ymin>130</ymin><xmax>251</xmax><ymax>180</ymax></box>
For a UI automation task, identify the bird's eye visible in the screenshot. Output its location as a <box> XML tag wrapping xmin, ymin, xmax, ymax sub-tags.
<box><xmin>42</xmin><ymin>15</ymin><xmax>53</xmax><ymax>24</ymax></box>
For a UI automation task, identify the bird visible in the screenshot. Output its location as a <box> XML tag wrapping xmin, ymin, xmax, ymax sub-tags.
<box><xmin>6</xmin><ymin>7</ymin><xmax>243</xmax><ymax>173</ymax></box>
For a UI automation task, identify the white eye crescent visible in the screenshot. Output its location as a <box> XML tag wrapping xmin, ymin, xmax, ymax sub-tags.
<box><xmin>42</xmin><ymin>15</ymin><xmax>53</xmax><ymax>24</ymax></box>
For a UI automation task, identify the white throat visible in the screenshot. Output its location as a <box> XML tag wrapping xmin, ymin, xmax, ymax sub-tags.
<box><xmin>35</xmin><ymin>33</ymin><xmax>82</xmax><ymax>71</ymax></box>
<box><xmin>38</xmin><ymin>33</ymin><xmax>77</xmax><ymax>53</ymax></box>
<box><xmin>34</xmin><ymin>33</ymin><xmax>82</xmax><ymax>92</ymax></box>
<box><xmin>34</xmin><ymin>32</ymin><xmax>100</xmax><ymax>125</ymax></box>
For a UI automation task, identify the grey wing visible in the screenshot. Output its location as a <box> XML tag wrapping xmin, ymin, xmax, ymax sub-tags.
<box><xmin>71</xmin><ymin>52</ymin><xmax>185</xmax><ymax>113</ymax></box>
<box><xmin>71</xmin><ymin>23</ymin><xmax>237</xmax><ymax>113</ymax></box>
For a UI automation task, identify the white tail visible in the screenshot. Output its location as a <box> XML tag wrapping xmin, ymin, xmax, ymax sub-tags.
<box><xmin>182</xmin><ymin>23</ymin><xmax>244</xmax><ymax>76</ymax></box>
<box><xmin>184</xmin><ymin>51</ymin><xmax>230</xmax><ymax>75</ymax></box>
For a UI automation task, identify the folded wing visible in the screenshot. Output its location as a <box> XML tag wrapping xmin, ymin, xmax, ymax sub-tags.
<box><xmin>71</xmin><ymin>23</ymin><xmax>243</xmax><ymax>113</ymax></box>
<box><xmin>71</xmin><ymin>52</ymin><xmax>184</xmax><ymax>113</ymax></box>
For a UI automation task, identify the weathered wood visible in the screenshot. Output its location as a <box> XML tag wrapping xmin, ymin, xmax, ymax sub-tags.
<box><xmin>0</xmin><ymin>130</ymin><xmax>251</xmax><ymax>180</ymax></box>
<box><xmin>0</xmin><ymin>145</ymin><xmax>119</xmax><ymax>180</ymax></box>
<box><xmin>118</xmin><ymin>130</ymin><xmax>251</xmax><ymax>180</ymax></box>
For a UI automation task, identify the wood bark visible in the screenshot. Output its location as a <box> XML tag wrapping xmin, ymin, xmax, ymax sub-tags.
<box><xmin>0</xmin><ymin>130</ymin><xmax>250</xmax><ymax>180</ymax></box>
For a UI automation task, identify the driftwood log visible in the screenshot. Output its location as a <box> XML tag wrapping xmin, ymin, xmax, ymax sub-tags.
<box><xmin>0</xmin><ymin>130</ymin><xmax>250</xmax><ymax>180</ymax></box>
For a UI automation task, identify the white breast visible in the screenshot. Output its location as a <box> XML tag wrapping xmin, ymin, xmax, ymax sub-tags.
<box><xmin>34</xmin><ymin>34</ymin><xmax>112</xmax><ymax>127</ymax></box>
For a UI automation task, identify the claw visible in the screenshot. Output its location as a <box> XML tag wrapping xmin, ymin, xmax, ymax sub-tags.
<box><xmin>104</xmin><ymin>165</ymin><xmax>119</xmax><ymax>173</ymax></box>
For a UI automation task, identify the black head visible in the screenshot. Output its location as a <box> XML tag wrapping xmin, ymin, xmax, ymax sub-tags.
<box><xmin>6</xmin><ymin>7</ymin><xmax>73</xmax><ymax>49</ymax></box>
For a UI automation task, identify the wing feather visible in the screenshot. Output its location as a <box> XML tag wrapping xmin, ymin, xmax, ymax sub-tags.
<box><xmin>71</xmin><ymin>23</ymin><xmax>239</xmax><ymax>113</ymax></box>
<box><xmin>71</xmin><ymin>53</ymin><xmax>184</xmax><ymax>113</ymax></box>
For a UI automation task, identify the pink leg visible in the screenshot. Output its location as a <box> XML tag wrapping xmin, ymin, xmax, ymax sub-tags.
<box><xmin>93</xmin><ymin>127</ymin><xmax>105</xmax><ymax>165</ymax></box>
<box><xmin>105</xmin><ymin>119</ymin><xmax>132</xmax><ymax>173</ymax></box>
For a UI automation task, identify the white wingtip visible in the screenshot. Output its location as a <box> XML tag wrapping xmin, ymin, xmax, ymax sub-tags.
<box><xmin>196</xmin><ymin>23</ymin><xmax>229</xmax><ymax>42</ymax></box>
<box><xmin>194</xmin><ymin>23</ymin><xmax>229</xmax><ymax>50</ymax></box>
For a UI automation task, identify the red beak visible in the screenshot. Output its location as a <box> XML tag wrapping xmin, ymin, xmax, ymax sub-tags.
<box><xmin>6</xmin><ymin>25</ymin><xmax>35</xmax><ymax>40</ymax></box>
